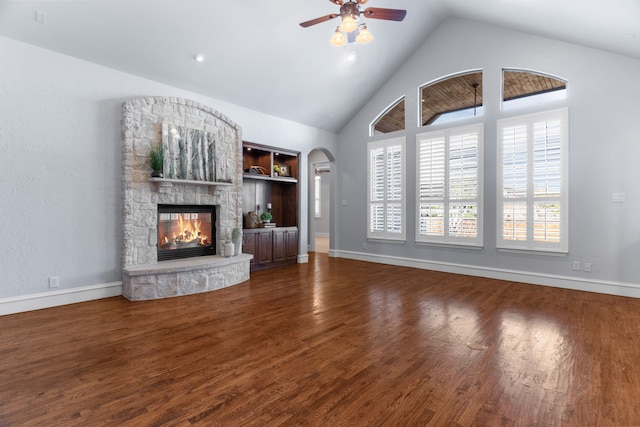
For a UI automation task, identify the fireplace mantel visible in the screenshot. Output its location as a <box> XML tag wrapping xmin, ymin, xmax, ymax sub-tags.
<box><xmin>149</xmin><ymin>178</ymin><xmax>234</xmax><ymax>188</ymax></box>
<box><xmin>120</xmin><ymin>96</ymin><xmax>250</xmax><ymax>300</ymax></box>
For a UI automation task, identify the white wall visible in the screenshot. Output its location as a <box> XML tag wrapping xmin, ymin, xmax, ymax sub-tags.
<box><xmin>0</xmin><ymin>36</ymin><xmax>337</xmax><ymax>307</ymax></box>
<box><xmin>335</xmin><ymin>18</ymin><xmax>640</xmax><ymax>296</ymax></box>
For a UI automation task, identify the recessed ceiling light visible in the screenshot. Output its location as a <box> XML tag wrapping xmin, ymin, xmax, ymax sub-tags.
<box><xmin>193</xmin><ymin>53</ymin><xmax>205</xmax><ymax>63</ymax></box>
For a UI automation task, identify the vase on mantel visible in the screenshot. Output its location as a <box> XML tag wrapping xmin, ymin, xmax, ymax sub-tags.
<box><xmin>223</xmin><ymin>241</ymin><xmax>234</xmax><ymax>257</ymax></box>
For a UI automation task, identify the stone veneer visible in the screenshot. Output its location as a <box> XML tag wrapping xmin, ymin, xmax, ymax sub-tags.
<box><xmin>120</xmin><ymin>97</ymin><xmax>250</xmax><ymax>300</ymax></box>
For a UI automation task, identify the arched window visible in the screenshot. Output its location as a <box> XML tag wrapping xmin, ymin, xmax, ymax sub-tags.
<box><xmin>502</xmin><ymin>69</ymin><xmax>566</xmax><ymax>109</ymax></box>
<box><xmin>420</xmin><ymin>71</ymin><xmax>483</xmax><ymax>126</ymax></box>
<box><xmin>371</xmin><ymin>97</ymin><xmax>405</xmax><ymax>136</ymax></box>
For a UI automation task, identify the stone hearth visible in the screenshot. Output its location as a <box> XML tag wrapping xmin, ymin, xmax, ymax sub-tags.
<box><xmin>120</xmin><ymin>97</ymin><xmax>250</xmax><ymax>300</ymax></box>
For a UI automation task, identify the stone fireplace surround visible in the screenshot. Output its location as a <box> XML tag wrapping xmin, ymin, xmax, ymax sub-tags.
<box><xmin>121</xmin><ymin>97</ymin><xmax>251</xmax><ymax>301</ymax></box>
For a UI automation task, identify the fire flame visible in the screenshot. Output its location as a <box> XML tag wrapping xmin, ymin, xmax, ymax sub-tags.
<box><xmin>160</xmin><ymin>213</ymin><xmax>209</xmax><ymax>249</ymax></box>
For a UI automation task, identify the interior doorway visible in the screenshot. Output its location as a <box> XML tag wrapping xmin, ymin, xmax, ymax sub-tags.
<box><xmin>308</xmin><ymin>149</ymin><xmax>333</xmax><ymax>253</ymax></box>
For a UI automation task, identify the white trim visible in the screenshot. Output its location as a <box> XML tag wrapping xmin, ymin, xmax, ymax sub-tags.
<box><xmin>315</xmin><ymin>232</ymin><xmax>330</xmax><ymax>238</ymax></box>
<box><xmin>0</xmin><ymin>281</ymin><xmax>123</xmax><ymax>316</ymax></box>
<box><xmin>331</xmin><ymin>250</ymin><xmax>640</xmax><ymax>298</ymax></box>
<box><xmin>297</xmin><ymin>254</ymin><xmax>309</xmax><ymax>264</ymax></box>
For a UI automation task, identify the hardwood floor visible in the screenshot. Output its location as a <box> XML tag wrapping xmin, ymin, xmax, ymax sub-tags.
<box><xmin>1</xmin><ymin>254</ymin><xmax>640</xmax><ymax>426</ymax></box>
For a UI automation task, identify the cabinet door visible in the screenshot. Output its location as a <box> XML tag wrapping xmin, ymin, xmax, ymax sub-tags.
<box><xmin>257</xmin><ymin>231</ymin><xmax>272</xmax><ymax>265</ymax></box>
<box><xmin>286</xmin><ymin>229</ymin><xmax>298</xmax><ymax>262</ymax></box>
<box><xmin>243</xmin><ymin>232</ymin><xmax>258</xmax><ymax>267</ymax></box>
<box><xmin>272</xmin><ymin>229</ymin><xmax>287</xmax><ymax>263</ymax></box>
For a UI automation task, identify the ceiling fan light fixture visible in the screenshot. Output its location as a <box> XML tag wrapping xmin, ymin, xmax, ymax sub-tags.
<box><xmin>330</xmin><ymin>28</ymin><xmax>346</xmax><ymax>47</ymax></box>
<box><xmin>356</xmin><ymin>24</ymin><xmax>373</xmax><ymax>44</ymax></box>
<box><xmin>340</xmin><ymin>14</ymin><xmax>358</xmax><ymax>33</ymax></box>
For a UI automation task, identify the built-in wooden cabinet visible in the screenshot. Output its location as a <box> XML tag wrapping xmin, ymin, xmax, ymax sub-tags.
<box><xmin>243</xmin><ymin>227</ymin><xmax>297</xmax><ymax>271</ymax></box>
<box><xmin>242</xmin><ymin>142</ymin><xmax>299</xmax><ymax>271</ymax></box>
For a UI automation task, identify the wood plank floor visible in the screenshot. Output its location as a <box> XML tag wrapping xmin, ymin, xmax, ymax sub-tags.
<box><xmin>1</xmin><ymin>254</ymin><xmax>640</xmax><ymax>426</ymax></box>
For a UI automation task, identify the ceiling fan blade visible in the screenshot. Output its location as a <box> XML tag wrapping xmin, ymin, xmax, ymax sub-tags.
<box><xmin>362</xmin><ymin>7</ymin><xmax>407</xmax><ymax>21</ymax></box>
<box><xmin>329</xmin><ymin>0</ymin><xmax>343</xmax><ymax>5</ymax></box>
<box><xmin>300</xmin><ymin>13</ymin><xmax>339</xmax><ymax>28</ymax></box>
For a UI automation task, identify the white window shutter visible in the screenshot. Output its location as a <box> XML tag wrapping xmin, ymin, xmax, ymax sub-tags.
<box><xmin>367</xmin><ymin>138</ymin><xmax>406</xmax><ymax>241</ymax></box>
<box><xmin>416</xmin><ymin>124</ymin><xmax>483</xmax><ymax>246</ymax></box>
<box><xmin>497</xmin><ymin>108</ymin><xmax>568</xmax><ymax>253</ymax></box>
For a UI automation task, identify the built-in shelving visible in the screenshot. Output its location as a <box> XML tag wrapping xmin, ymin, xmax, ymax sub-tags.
<box><xmin>243</xmin><ymin>142</ymin><xmax>298</xmax><ymax>182</ymax></box>
<box><xmin>242</xmin><ymin>141</ymin><xmax>300</xmax><ymax>270</ymax></box>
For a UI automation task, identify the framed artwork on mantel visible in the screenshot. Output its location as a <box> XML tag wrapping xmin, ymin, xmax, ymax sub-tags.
<box><xmin>161</xmin><ymin>123</ymin><xmax>231</xmax><ymax>182</ymax></box>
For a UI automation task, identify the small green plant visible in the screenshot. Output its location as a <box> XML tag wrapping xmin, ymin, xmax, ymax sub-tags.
<box><xmin>260</xmin><ymin>212</ymin><xmax>272</xmax><ymax>222</ymax></box>
<box><xmin>149</xmin><ymin>145</ymin><xmax>164</xmax><ymax>172</ymax></box>
<box><xmin>231</xmin><ymin>228</ymin><xmax>242</xmax><ymax>242</ymax></box>
<box><xmin>273</xmin><ymin>164</ymin><xmax>281</xmax><ymax>174</ymax></box>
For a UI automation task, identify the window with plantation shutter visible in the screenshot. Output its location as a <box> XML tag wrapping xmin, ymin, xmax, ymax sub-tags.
<box><xmin>314</xmin><ymin>175</ymin><xmax>321</xmax><ymax>218</ymax></box>
<box><xmin>368</xmin><ymin>137</ymin><xmax>405</xmax><ymax>241</ymax></box>
<box><xmin>416</xmin><ymin>124</ymin><xmax>483</xmax><ymax>246</ymax></box>
<box><xmin>497</xmin><ymin>108</ymin><xmax>568</xmax><ymax>252</ymax></box>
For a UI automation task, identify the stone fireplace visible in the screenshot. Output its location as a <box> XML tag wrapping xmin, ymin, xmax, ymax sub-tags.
<box><xmin>157</xmin><ymin>204</ymin><xmax>216</xmax><ymax>261</ymax></box>
<box><xmin>120</xmin><ymin>97</ymin><xmax>251</xmax><ymax>301</ymax></box>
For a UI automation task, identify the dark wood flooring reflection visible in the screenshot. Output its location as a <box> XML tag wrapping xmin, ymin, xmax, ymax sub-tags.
<box><xmin>1</xmin><ymin>254</ymin><xmax>640</xmax><ymax>426</ymax></box>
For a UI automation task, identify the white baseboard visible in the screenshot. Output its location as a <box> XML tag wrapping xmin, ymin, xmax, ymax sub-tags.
<box><xmin>0</xmin><ymin>282</ymin><xmax>123</xmax><ymax>316</ymax></box>
<box><xmin>297</xmin><ymin>254</ymin><xmax>309</xmax><ymax>264</ymax></box>
<box><xmin>332</xmin><ymin>250</ymin><xmax>640</xmax><ymax>298</ymax></box>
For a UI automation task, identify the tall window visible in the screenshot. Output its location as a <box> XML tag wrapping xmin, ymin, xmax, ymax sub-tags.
<box><xmin>368</xmin><ymin>137</ymin><xmax>405</xmax><ymax>241</ymax></box>
<box><xmin>416</xmin><ymin>124</ymin><xmax>483</xmax><ymax>246</ymax></box>
<box><xmin>497</xmin><ymin>108</ymin><xmax>568</xmax><ymax>252</ymax></box>
<box><xmin>314</xmin><ymin>175</ymin><xmax>321</xmax><ymax>218</ymax></box>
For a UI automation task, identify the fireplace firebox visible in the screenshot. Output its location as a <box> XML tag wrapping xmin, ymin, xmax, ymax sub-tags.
<box><xmin>157</xmin><ymin>205</ymin><xmax>216</xmax><ymax>261</ymax></box>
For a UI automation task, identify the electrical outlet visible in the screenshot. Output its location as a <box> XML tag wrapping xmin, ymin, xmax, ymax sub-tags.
<box><xmin>612</xmin><ymin>193</ymin><xmax>625</xmax><ymax>203</ymax></box>
<box><xmin>362</xmin><ymin>242</ymin><xmax>367</xmax><ymax>249</ymax></box>
<box><xmin>48</xmin><ymin>276</ymin><xmax>59</xmax><ymax>288</ymax></box>
<box><xmin>572</xmin><ymin>261</ymin><xmax>581</xmax><ymax>271</ymax></box>
<box><xmin>584</xmin><ymin>262</ymin><xmax>592</xmax><ymax>272</ymax></box>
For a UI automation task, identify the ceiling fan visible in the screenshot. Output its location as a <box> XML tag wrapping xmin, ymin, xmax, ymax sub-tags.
<box><xmin>300</xmin><ymin>0</ymin><xmax>407</xmax><ymax>46</ymax></box>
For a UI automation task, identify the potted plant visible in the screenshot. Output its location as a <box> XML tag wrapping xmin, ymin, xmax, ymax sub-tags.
<box><xmin>273</xmin><ymin>164</ymin><xmax>280</xmax><ymax>176</ymax></box>
<box><xmin>260</xmin><ymin>212</ymin><xmax>272</xmax><ymax>223</ymax></box>
<box><xmin>149</xmin><ymin>145</ymin><xmax>164</xmax><ymax>178</ymax></box>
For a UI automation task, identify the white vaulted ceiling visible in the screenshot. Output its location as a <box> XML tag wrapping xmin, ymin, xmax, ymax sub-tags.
<box><xmin>0</xmin><ymin>0</ymin><xmax>638</xmax><ymax>133</ymax></box>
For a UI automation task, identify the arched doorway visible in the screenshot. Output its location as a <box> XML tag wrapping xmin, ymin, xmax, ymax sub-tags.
<box><xmin>308</xmin><ymin>148</ymin><xmax>335</xmax><ymax>253</ymax></box>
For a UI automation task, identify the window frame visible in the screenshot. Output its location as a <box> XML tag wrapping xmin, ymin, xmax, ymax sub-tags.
<box><xmin>415</xmin><ymin>123</ymin><xmax>484</xmax><ymax>247</ymax></box>
<box><xmin>370</xmin><ymin>97</ymin><xmax>405</xmax><ymax>136</ymax></box>
<box><xmin>419</xmin><ymin>70</ymin><xmax>483</xmax><ymax>128</ymax></box>
<box><xmin>367</xmin><ymin>137</ymin><xmax>406</xmax><ymax>241</ymax></box>
<box><xmin>497</xmin><ymin>108</ymin><xmax>569</xmax><ymax>253</ymax></box>
<box><xmin>502</xmin><ymin>69</ymin><xmax>567</xmax><ymax>111</ymax></box>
